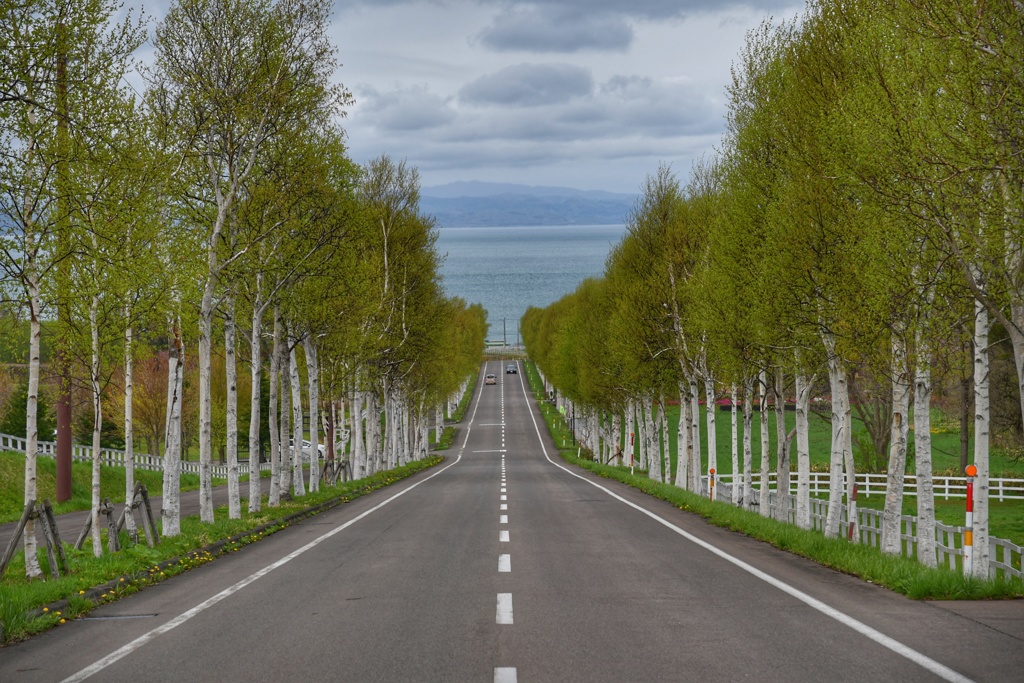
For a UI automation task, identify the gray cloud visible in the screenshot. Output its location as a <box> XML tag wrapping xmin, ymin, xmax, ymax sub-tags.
<box><xmin>357</xmin><ymin>85</ymin><xmax>456</xmax><ymax>131</ymax></box>
<box><xmin>477</xmin><ymin>6</ymin><xmax>633</xmax><ymax>52</ymax></box>
<box><xmin>459</xmin><ymin>63</ymin><xmax>593</xmax><ymax>107</ymax></box>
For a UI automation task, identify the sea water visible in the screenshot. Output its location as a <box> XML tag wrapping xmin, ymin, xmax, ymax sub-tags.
<box><xmin>436</xmin><ymin>224</ymin><xmax>627</xmax><ymax>342</ymax></box>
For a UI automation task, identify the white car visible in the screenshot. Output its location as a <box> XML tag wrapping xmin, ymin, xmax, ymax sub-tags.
<box><xmin>289</xmin><ymin>439</ymin><xmax>326</xmax><ymax>458</ymax></box>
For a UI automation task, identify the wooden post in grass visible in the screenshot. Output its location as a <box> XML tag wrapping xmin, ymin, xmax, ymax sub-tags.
<box><xmin>0</xmin><ymin>500</ymin><xmax>35</xmax><ymax>578</ymax></box>
<box><xmin>41</xmin><ymin>500</ymin><xmax>68</xmax><ymax>574</ymax></box>
<box><xmin>75</xmin><ymin>512</ymin><xmax>92</xmax><ymax>550</ymax></box>
<box><xmin>36</xmin><ymin>502</ymin><xmax>61</xmax><ymax>579</ymax></box>
<box><xmin>102</xmin><ymin>499</ymin><xmax>119</xmax><ymax>553</ymax></box>
<box><xmin>138</xmin><ymin>485</ymin><xmax>159</xmax><ymax>547</ymax></box>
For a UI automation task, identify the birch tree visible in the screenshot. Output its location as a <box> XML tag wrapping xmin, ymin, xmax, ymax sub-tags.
<box><xmin>149</xmin><ymin>0</ymin><xmax>349</xmax><ymax>522</ymax></box>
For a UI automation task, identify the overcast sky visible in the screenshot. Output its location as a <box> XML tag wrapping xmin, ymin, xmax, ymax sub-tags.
<box><xmin>133</xmin><ymin>1</ymin><xmax>804</xmax><ymax>194</ymax></box>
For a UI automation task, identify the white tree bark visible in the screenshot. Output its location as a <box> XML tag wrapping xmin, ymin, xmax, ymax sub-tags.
<box><xmin>705</xmin><ymin>377</ymin><xmax>717</xmax><ymax>500</ymax></box>
<box><xmin>162</xmin><ymin>321</ymin><xmax>183</xmax><ymax>537</ymax></box>
<box><xmin>248</xmin><ymin>302</ymin><xmax>265</xmax><ymax>513</ymax></box>
<box><xmin>90</xmin><ymin>290</ymin><xmax>103</xmax><ymax>556</ymax></box>
<box><xmin>914</xmin><ymin>329</ymin><xmax>937</xmax><ymax>567</ymax></box>
<box><xmin>689</xmin><ymin>379</ymin><xmax>702</xmax><ymax>494</ymax></box>
<box><xmin>304</xmin><ymin>335</ymin><xmax>320</xmax><ymax>492</ymax></box>
<box><xmin>290</xmin><ymin>339</ymin><xmax>306</xmax><ymax>497</ymax></box>
<box><xmin>795</xmin><ymin>370</ymin><xmax>812</xmax><ymax>529</ymax></box>
<box><xmin>352</xmin><ymin>386</ymin><xmax>364</xmax><ymax>478</ymax></box>
<box><xmin>198</xmin><ymin>272</ymin><xmax>216</xmax><ymax>522</ymax></box>
<box><xmin>823</xmin><ymin>332</ymin><xmax>847</xmax><ymax>539</ymax></box>
<box><xmin>654</xmin><ymin>400</ymin><xmax>666</xmax><ymax>483</ymax></box>
<box><xmin>674</xmin><ymin>384</ymin><xmax>689</xmax><ymax>489</ymax></box>
<box><xmin>972</xmin><ymin>299</ymin><xmax>991</xmax><ymax>577</ymax></box>
<box><xmin>882</xmin><ymin>333</ymin><xmax>911</xmax><ymax>555</ymax></box>
<box><xmin>625</xmin><ymin>398</ymin><xmax>635</xmax><ymax>468</ymax></box>
<box><xmin>23</xmin><ymin>264</ymin><xmax>42</xmax><ymax>577</ymax></box>
<box><xmin>731</xmin><ymin>385</ymin><xmax>738</xmax><ymax>505</ymax></box>
<box><xmin>742</xmin><ymin>376</ymin><xmax>754</xmax><ymax>510</ymax></box>
<box><xmin>225</xmin><ymin>290</ymin><xmax>240</xmax><ymax>518</ymax></box>
<box><xmin>123</xmin><ymin>317</ymin><xmax>137</xmax><ymax>538</ymax></box>
<box><xmin>774</xmin><ymin>372</ymin><xmax>790</xmax><ymax>522</ymax></box>
<box><xmin>268</xmin><ymin>307</ymin><xmax>282</xmax><ymax>507</ymax></box>
<box><xmin>279</xmin><ymin>329</ymin><xmax>292</xmax><ymax>497</ymax></box>
<box><xmin>758</xmin><ymin>370</ymin><xmax>770</xmax><ymax>516</ymax></box>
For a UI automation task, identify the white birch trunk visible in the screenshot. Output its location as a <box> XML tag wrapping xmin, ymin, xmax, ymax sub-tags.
<box><xmin>248</xmin><ymin>303</ymin><xmax>265</xmax><ymax>513</ymax></box>
<box><xmin>758</xmin><ymin>370</ymin><xmax>770</xmax><ymax>516</ymax></box>
<box><xmin>972</xmin><ymin>299</ymin><xmax>991</xmax><ymax>577</ymax></box>
<box><xmin>225</xmin><ymin>290</ymin><xmax>240</xmax><ymax>518</ymax></box>
<box><xmin>774</xmin><ymin>373</ymin><xmax>789</xmax><ymax>522</ymax></box>
<box><xmin>611</xmin><ymin>412</ymin><xmax>621</xmax><ymax>465</ymax></box>
<box><xmin>290</xmin><ymin>340</ymin><xmax>306</xmax><ymax>497</ymax></box>
<box><xmin>268</xmin><ymin>307</ymin><xmax>282</xmax><ymax>507</ymax></box>
<box><xmin>625</xmin><ymin>398</ymin><xmax>635</xmax><ymax>468</ymax></box>
<box><xmin>653</xmin><ymin>400</ymin><xmax>666</xmax><ymax>483</ymax></box>
<box><xmin>352</xmin><ymin>386</ymin><xmax>364</xmax><ymax>478</ymax></box>
<box><xmin>435</xmin><ymin>404</ymin><xmax>443</xmax><ymax>444</ymax></box>
<box><xmin>914</xmin><ymin>329</ymin><xmax>936</xmax><ymax>567</ymax></box>
<box><xmin>23</xmin><ymin>266</ymin><xmax>42</xmax><ymax>576</ymax></box>
<box><xmin>643</xmin><ymin>396</ymin><xmax>657</xmax><ymax>475</ymax></box>
<box><xmin>823</xmin><ymin>332</ymin><xmax>846</xmax><ymax>539</ymax></box>
<box><xmin>279</xmin><ymin>331</ymin><xmax>292</xmax><ymax>497</ymax></box>
<box><xmin>689</xmin><ymin>380</ymin><xmax>702</xmax><ymax>494</ymax></box>
<box><xmin>123</xmin><ymin>318</ymin><xmax>137</xmax><ymax>538</ymax></box>
<box><xmin>882</xmin><ymin>333</ymin><xmax>911</xmax><ymax>555</ymax></box>
<box><xmin>198</xmin><ymin>295</ymin><xmax>214</xmax><ymax>523</ymax></box>
<box><xmin>304</xmin><ymin>336</ymin><xmax>320</xmax><ymax>492</ymax></box>
<box><xmin>795</xmin><ymin>370</ymin><xmax>812</xmax><ymax>529</ymax></box>
<box><xmin>705</xmin><ymin>377</ymin><xmax>717</xmax><ymax>500</ymax></box>
<box><xmin>674</xmin><ymin>384</ymin><xmax>689</xmax><ymax>489</ymax></box>
<box><xmin>90</xmin><ymin>291</ymin><xmax>103</xmax><ymax>556</ymax></box>
<box><xmin>742</xmin><ymin>376</ymin><xmax>754</xmax><ymax>510</ymax></box>
<box><xmin>731</xmin><ymin>385</ymin><xmax>738</xmax><ymax>505</ymax></box>
<box><xmin>162</xmin><ymin>321</ymin><xmax>183</xmax><ymax>537</ymax></box>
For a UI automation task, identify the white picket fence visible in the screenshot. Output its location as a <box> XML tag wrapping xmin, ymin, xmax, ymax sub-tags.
<box><xmin>712</xmin><ymin>475</ymin><xmax>1023</xmax><ymax>582</ymax></box>
<box><xmin>713</xmin><ymin>471</ymin><xmax>1024</xmax><ymax>502</ymax></box>
<box><xmin>0</xmin><ymin>432</ymin><xmax>273</xmax><ymax>478</ymax></box>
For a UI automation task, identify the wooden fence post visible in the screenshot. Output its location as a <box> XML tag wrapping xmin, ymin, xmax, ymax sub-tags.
<box><xmin>0</xmin><ymin>500</ymin><xmax>35</xmax><ymax>578</ymax></box>
<box><xmin>41</xmin><ymin>500</ymin><xmax>68</xmax><ymax>574</ymax></box>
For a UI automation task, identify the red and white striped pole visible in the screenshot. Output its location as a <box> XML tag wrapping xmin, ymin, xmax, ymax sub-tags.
<box><xmin>963</xmin><ymin>464</ymin><xmax>977</xmax><ymax>577</ymax></box>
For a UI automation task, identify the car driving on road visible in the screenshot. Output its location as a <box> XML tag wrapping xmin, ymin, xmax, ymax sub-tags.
<box><xmin>506</xmin><ymin>364</ymin><xmax>517</xmax><ymax>374</ymax></box>
<box><xmin>485</xmin><ymin>374</ymin><xmax>497</xmax><ymax>385</ymax></box>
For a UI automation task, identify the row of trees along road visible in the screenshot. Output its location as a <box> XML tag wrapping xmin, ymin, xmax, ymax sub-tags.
<box><xmin>523</xmin><ymin>0</ymin><xmax>1023</xmax><ymax>579</ymax></box>
<box><xmin>0</xmin><ymin>0</ymin><xmax>487</xmax><ymax>578</ymax></box>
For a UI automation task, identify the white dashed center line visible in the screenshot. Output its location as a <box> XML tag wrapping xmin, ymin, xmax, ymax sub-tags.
<box><xmin>494</xmin><ymin>667</ymin><xmax>518</xmax><ymax>683</ymax></box>
<box><xmin>498</xmin><ymin>554</ymin><xmax>511</xmax><ymax>572</ymax></box>
<box><xmin>500</xmin><ymin>530</ymin><xmax>509</xmax><ymax>542</ymax></box>
<box><xmin>496</xmin><ymin>593</ymin><xmax>513</xmax><ymax>624</ymax></box>
<box><xmin>500</xmin><ymin>515</ymin><xmax>508</xmax><ymax>524</ymax></box>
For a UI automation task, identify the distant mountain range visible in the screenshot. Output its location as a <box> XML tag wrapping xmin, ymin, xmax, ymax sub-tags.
<box><xmin>421</xmin><ymin>181</ymin><xmax>636</xmax><ymax>227</ymax></box>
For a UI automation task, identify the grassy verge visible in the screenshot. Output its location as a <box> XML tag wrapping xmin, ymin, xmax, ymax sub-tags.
<box><xmin>0</xmin><ymin>456</ymin><xmax>443</xmax><ymax>643</ymax></box>
<box><xmin>522</xmin><ymin>361</ymin><xmax>1023</xmax><ymax>600</ymax></box>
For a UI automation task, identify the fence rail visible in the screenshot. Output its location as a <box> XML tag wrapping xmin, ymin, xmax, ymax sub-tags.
<box><xmin>0</xmin><ymin>433</ymin><xmax>273</xmax><ymax>478</ymax></box>
<box><xmin>712</xmin><ymin>478</ymin><xmax>1022</xmax><ymax>582</ymax></box>
<box><xmin>711</xmin><ymin>471</ymin><xmax>1024</xmax><ymax>502</ymax></box>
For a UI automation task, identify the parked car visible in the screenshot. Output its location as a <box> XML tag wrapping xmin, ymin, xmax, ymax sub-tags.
<box><xmin>289</xmin><ymin>439</ymin><xmax>326</xmax><ymax>458</ymax></box>
<box><xmin>485</xmin><ymin>374</ymin><xmax>497</xmax><ymax>385</ymax></box>
<box><xmin>506</xmin><ymin>364</ymin><xmax>517</xmax><ymax>374</ymax></box>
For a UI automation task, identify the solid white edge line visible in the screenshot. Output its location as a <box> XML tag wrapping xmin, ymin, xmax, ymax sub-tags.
<box><xmin>63</xmin><ymin>368</ymin><xmax>493</xmax><ymax>683</ymax></box>
<box><xmin>515</xmin><ymin>367</ymin><xmax>975</xmax><ymax>683</ymax></box>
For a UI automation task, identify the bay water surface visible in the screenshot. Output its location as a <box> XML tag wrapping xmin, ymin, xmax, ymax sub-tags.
<box><xmin>436</xmin><ymin>224</ymin><xmax>626</xmax><ymax>342</ymax></box>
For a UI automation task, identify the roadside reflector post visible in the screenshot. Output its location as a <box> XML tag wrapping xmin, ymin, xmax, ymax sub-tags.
<box><xmin>963</xmin><ymin>464</ymin><xmax>976</xmax><ymax>576</ymax></box>
<box><xmin>709</xmin><ymin>468</ymin><xmax>716</xmax><ymax>501</ymax></box>
<box><xmin>848</xmin><ymin>482</ymin><xmax>858</xmax><ymax>541</ymax></box>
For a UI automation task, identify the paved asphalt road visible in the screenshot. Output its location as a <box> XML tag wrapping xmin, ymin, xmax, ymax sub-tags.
<box><xmin>2</xmin><ymin>360</ymin><xmax>1023</xmax><ymax>682</ymax></box>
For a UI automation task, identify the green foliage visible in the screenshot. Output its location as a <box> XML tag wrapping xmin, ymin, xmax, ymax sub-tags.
<box><xmin>0</xmin><ymin>381</ymin><xmax>55</xmax><ymax>441</ymax></box>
